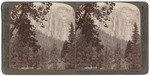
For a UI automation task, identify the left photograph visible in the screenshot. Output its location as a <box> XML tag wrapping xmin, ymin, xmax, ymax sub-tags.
<box><xmin>10</xmin><ymin>2</ymin><xmax>75</xmax><ymax>69</ymax></box>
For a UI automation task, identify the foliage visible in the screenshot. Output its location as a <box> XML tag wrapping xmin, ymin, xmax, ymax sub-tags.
<box><xmin>75</xmin><ymin>2</ymin><xmax>115</xmax><ymax>69</ymax></box>
<box><xmin>125</xmin><ymin>22</ymin><xmax>140</xmax><ymax>69</ymax></box>
<box><xmin>114</xmin><ymin>43</ymin><xmax>122</xmax><ymax>69</ymax></box>
<box><xmin>68</xmin><ymin>23</ymin><xmax>76</xmax><ymax>44</ymax></box>
<box><xmin>61</xmin><ymin>23</ymin><xmax>76</xmax><ymax>69</ymax></box>
<box><xmin>125</xmin><ymin>40</ymin><xmax>133</xmax><ymax>58</ymax></box>
<box><xmin>76</xmin><ymin>2</ymin><xmax>115</xmax><ymax>31</ymax></box>
<box><xmin>50</xmin><ymin>43</ymin><xmax>59</xmax><ymax>69</ymax></box>
<box><xmin>10</xmin><ymin>2</ymin><xmax>52</xmax><ymax>38</ymax></box>
<box><xmin>132</xmin><ymin>23</ymin><xmax>140</xmax><ymax>45</ymax></box>
<box><xmin>10</xmin><ymin>2</ymin><xmax>52</xmax><ymax>69</ymax></box>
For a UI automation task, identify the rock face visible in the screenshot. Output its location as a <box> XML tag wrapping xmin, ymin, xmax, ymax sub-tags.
<box><xmin>35</xmin><ymin>3</ymin><xmax>140</xmax><ymax>42</ymax></box>
<box><xmin>36</xmin><ymin>3</ymin><xmax>75</xmax><ymax>41</ymax></box>
<box><xmin>97</xmin><ymin>6</ymin><xmax>140</xmax><ymax>41</ymax></box>
<box><xmin>33</xmin><ymin>3</ymin><xmax>75</xmax><ymax>60</ymax></box>
<box><xmin>96</xmin><ymin>4</ymin><xmax>140</xmax><ymax>58</ymax></box>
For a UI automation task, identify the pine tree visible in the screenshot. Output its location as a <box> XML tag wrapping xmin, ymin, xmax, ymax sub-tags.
<box><xmin>61</xmin><ymin>41</ymin><xmax>69</xmax><ymax>59</ymax></box>
<box><xmin>61</xmin><ymin>23</ymin><xmax>75</xmax><ymax>59</ymax></box>
<box><xmin>124</xmin><ymin>40</ymin><xmax>133</xmax><ymax>58</ymax></box>
<box><xmin>68</xmin><ymin>23</ymin><xmax>76</xmax><ymax>69</ymax></box>
<box><xmin>10</xmin><ymin>2</ymin><xmax>52</xmax><ymax>69</ymax></box>
<box><xmin>61</xmin><ymin>23</ymin><xmax>76</xmax><ymax>69</ymax></box>
<box><xmin>125</xmin><ymin>22</ymin><xmax>140</xmax><ymax>69</ymax></box>
<box><xmin>132</xmin><ymin>23</ymin><xmax>140</xmax><ymax>45</ymax></box>
<box><xmin>68</xmin><ymin>23</ymin><xmax>75</xmax><ymax>44</ymax></box>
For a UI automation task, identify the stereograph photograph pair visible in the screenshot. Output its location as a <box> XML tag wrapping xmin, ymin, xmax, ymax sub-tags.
<box><xmin>1</xmin><ymin>1</ymin><xmax>148</xmax><ymax>74</ymax></box>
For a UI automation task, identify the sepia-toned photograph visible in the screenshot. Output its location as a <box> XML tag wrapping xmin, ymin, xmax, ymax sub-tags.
<box><xmin>10</xmin><ymin>2</ymin><xmax>141</xmax><ymax>70</ymax></box>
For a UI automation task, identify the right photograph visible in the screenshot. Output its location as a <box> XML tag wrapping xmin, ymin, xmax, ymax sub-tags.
<box><xmin>74</xmin><ymin>2</ymin><xmax>140</xmax><ymax>70</ymax></box>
